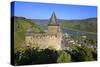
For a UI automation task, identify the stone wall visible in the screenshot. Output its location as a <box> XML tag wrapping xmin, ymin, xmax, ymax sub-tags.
<box><xmin>25</xmin><ymin>32</ymin><xmax>62</xmax><ymax>50</ymax></box>
<box><xmin>47</xmin><ymin>25</ymin><xmax>59</xmax><ymax>34</ymax></box>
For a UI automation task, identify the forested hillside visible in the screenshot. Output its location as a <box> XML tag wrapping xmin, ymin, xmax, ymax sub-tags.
<box><xmin>12</xmin><ymin>16</ymin><xmax>41</xmax><ymax>51</ymax></box>
<box><xmin>61</xmin><ymin>18</ymin><xmax>97</xmax><ymax>34</ymax></box>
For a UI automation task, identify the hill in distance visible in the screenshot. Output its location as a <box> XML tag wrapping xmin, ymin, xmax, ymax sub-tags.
<box><xmin>32</xmin><ymin>18</ymin><xmax>97</xmax><ymax>34</ymax></box>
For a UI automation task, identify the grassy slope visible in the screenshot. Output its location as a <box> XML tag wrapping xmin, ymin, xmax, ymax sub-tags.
<box><xmin>61</xmin><ymin>18</ymin><xmax>97</xmax><ymax>34</ymax></box>
<box><xmin>13</xmin><ymin>16</ymin><xmax>41</xmax><ymax>51</ymax></box>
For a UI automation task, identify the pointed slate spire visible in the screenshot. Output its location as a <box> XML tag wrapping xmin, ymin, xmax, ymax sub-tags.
<box><xmin>50</xmin><ymin>12</ymin><xmax>57</xmax><ymax>24</ymax></box>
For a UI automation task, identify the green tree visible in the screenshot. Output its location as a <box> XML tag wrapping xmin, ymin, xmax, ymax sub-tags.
<box><xmin>38</xmin><ymin>48</ymin><xmax>58</xmax><ymax>64</ymax></box>
<box><xmin>57</xmin><ymin>51</ymin><xmax>71</xmax><ymax>63</ymax></box>
<box><xmin>70</xmin><ymin>46</ymin><xmax>95</xmax><ymax>62</ymax></box>
<box><xmin>14</xmin><ymin>48</ymin><xmax>58</xmax><ymax>65</ymax></box>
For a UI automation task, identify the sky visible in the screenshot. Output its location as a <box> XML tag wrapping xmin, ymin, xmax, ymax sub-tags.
<box><xmin>11</xmin><ymin>1</ymin><xmax>97</xmax><ymax>20</ymax></box>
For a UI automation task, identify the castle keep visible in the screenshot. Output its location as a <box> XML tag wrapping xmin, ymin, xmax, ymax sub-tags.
<box><xmin>25</xmin><ymin>12</ymin><xmax>62</xmax><ymax>50</ymax></box>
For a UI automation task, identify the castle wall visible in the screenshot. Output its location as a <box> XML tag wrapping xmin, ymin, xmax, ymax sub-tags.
<box><xmin>25</xmin><ymin>33</ymin><xmax>62</xmax><ymax>50</ymax></box>
<box><xmin>47</xmin><ymin>26</ymin><xmax>59</xmax><ymax>34</ymax></box>
<box><xmin>47</xmin><ymin>34</ymin><xmax>62</xmax><ymax>50</ymax></box>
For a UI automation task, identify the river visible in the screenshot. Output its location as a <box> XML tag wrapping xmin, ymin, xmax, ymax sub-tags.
<box><xmin>61</xmin><ymin>27</ymin><xmax>97</xmax><ymax>39</ymax></box>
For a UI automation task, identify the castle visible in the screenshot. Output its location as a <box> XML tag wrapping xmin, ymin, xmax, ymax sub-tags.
<box><xmin>25</xmin><ymin>12</ymin><xmax>63</xmax><ymax>50</ymax></box>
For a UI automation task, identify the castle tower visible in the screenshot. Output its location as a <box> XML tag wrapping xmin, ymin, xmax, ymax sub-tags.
<box><xmin>25</xmin><ymin>12</ymin><xmax>62</xmax><ymax>50</ymax></box>
<box><xmin>47</xmin><ymin>12</ymin><xmax>60</xmax><ymax>34</ymax></box>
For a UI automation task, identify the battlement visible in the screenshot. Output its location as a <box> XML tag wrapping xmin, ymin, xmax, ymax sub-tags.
<box><xmin>26</xmin><ymin>32</ymin><xmax>61</xmax><ymax>39</ymax></box>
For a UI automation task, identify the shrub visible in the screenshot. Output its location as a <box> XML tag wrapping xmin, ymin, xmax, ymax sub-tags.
<box><xmin>57</xmin><ymin>51</ymin><xmax>71</xmax><ymax>63</ymax></box>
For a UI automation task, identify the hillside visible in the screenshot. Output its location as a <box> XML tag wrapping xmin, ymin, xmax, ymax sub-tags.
<box><xmin>12</xmin><ymin>16</ymin><xmax>41</xmax><ymax>51</ymax></box>
<box><xmin>61</xmin><ymin>18</ymin><xmax>97</xmax><ymax>34</ymax></box>
<box><xmin>32</xmin><ymin>18</ymin><xmax>97</xmax><ymax>34</ymax></box>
